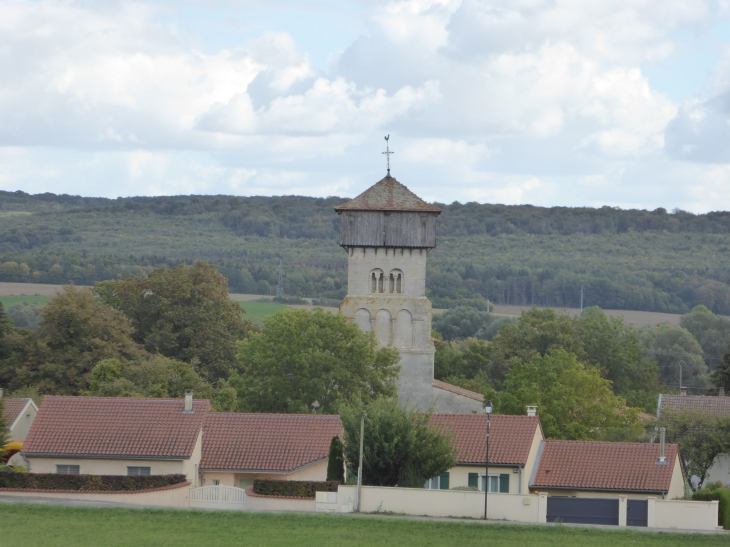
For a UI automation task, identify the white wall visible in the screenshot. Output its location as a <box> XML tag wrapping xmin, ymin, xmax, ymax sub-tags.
<box><xmin>26</xmin><ymin>457</ymin><xmax>186</xmax><ymax>478</ymax></box>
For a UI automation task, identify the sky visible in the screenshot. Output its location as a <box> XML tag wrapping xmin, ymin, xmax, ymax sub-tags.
<box><xmin>0</xmin><ymin>0</ymin><xmax>729</xmax><ymax>212</ymax></box>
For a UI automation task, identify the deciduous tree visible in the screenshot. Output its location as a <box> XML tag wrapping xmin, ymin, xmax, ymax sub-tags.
<box><xmin>326</xmin><ymin>436</ymin><xmax>345</xmax><ymax>483</ymax></box>
<box><xmin>233</xmin><ymin>308</ymin><xmax>400</xmax><ymax>414</ymax></box>
<box><xmin>498</xmin><ymin>349</ymin><xmax>643</xmax><ymax>440</ymax></box>
<box><xmin>339</xmin><ymin>397</ymin><xmax>457</xmax><ymax>487</ymax></box>
<box><xmin>96</xmin><ymin>262</ymin><xmax>257</xmax><ymax>381</ymax></box>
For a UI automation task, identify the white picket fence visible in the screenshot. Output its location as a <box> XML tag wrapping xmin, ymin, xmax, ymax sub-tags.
<box><xmin>190</xmin><ymin>485</ymin><xmax>246</xmax><ymax>510</ymax></box>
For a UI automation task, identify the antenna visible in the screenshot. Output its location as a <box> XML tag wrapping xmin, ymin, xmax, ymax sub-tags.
<box><xmin>276</xmin><ymin>261</ymin><xmax>284</xmax><ymax>297</ymax></box>
<box><xmin>382</xmin><ymin>135</ymin><xmax>394</xmax><ymax>175</ymax></box>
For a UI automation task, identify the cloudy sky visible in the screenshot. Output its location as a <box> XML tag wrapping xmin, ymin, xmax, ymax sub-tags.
<box><xmin>1</xmin><ymin>0</ymin><xmax>729</xmax><ymax>212</ymax></box>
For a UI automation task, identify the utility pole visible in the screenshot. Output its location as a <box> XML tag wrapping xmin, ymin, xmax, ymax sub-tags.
<box><xmin>356</xmin><ymin>412</ymin><xmax>366</xmax><ymax>512</ymax></box>
<box><xmin>276</xmin><ymin>261</ymin><xmax>284</xmax><ymax>298</ymax></box>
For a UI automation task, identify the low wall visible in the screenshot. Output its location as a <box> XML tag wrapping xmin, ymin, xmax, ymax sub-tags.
<box><xmin>243</xmin><ymin>485</ymin><xmax>315</xmax><ymax>512</ymax></box>
<box><xmin>335</xmin><ymin>485</ymin><xmax>544</xmax><ymax>521</ymax></box>
<box><xmin>0</xmin><ymin>482</ymin><xmax>191</xmax><ymax>508</ymax></box>
<box><xmin>651</xmin><ymin>499</ymin><xmax>720</xmax><ymax>531</ymax></box>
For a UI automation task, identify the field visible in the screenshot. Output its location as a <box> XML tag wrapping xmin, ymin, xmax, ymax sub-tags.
<box><xmin>0</xmin><ymin>295</ymin><xmax>52</xmax><ymax>308</ymax></box>
<box><xmin>0</xmin><ymin>504</ymin><xmax>726</xmax><ymax>547</ymax></box>
<box><xmin>0</xmin><ymin>282</ymin><xmax>683</xmax><ymax>328</ymax></box>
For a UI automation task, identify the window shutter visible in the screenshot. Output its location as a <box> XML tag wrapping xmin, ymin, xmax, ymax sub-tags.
<box><xmin>439</xmin><ymin>472</ymin><xmax>450</xmax><ymax>490</ymax></box>
<box><xmin>468</xmin><ymin>473</ymin><xmax>478</xmax><ymax>489</ymax></box>
<box><xmin>499</xmin><ymin>473</ymin><xmax>509</xmax><ymax>493</ymax></box>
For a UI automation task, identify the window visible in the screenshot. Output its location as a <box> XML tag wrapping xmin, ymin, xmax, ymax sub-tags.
<box><xmin>212</xmin><ymin>479</ymin><xmax>221</xmax><ymax>486</ymax></box>
<box><xmin>389</xmin><ymin>270</ymin><xmax>403</xmax><ymax>294</ymax></box>
<box><xmin>56</xmin><ymin>465</ymin><xmax>80</xmax><ymax>474</ymax></box>
<box><xmin>481</xmin><ymin>473</ymin><xmax>510</xmax><ymax>493</ymax></box>
<box><xmin>127</xmin><ymin>467</ymin><xmax>151</xmax><ymax>476</ymax></box>
<box><xmin>370</xmin><ymin>270</ymin><xmax>385</xmax><ymax>294</ymax></box>
<box><xmin>468</xmin><ymin>473</ymin><xmax>479</xmax><ymax>489</ymax></box>
<box><xmin>424</xmin><ymin>472</ymin><xmax>450</xmax><ymax>490</ymax></box>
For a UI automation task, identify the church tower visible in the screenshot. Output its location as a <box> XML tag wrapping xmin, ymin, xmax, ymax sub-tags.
<box><xmin>335</xmin><ymin>173</ymin><xmax>483</xmax><ymax>412</ymax></box>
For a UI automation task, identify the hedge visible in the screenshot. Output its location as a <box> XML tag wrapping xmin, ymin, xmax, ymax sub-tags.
<box><xmin>692</xmin><ymin>487</ymin><xmax>730</xmax><ymax>530</ymax></box>
<box><xmin>0</xmin><ymin>471</ymin><xmax>187</xmax><ymax>491</ymax></box>
<box><xmin>253</xmin><ymin>479</ymin><xmax>339</xmax><ymax>498</ymax></box>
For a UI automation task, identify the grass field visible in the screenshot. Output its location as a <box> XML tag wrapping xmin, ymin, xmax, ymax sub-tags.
<box><xmin>236</xmin><ymin>301</ymin><xmax>289</xmax><ymax>325</ymax></box>
<box><xmin>0</xmin><ymin>504</ymin><xmax>726</xmax><ymax>547</ymax></box>
<box><xmin>0</xmin><ymin>295</ymin><xmax>52</xmax><ymax>308</ymax></box>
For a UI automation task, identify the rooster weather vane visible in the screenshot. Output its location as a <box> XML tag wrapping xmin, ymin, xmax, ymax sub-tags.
<box><xmin>383</xmin><ymin>135</ymin><xmax>394</xmax><ymax>176</ymax></box>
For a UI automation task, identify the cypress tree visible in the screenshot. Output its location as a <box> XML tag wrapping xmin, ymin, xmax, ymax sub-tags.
<box><xmin>326</xmin><ymin>435</ymin><xmax>345</xmax><ymax>483</ymax></box>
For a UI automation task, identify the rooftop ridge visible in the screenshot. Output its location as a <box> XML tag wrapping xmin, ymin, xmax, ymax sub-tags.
<box><xmin>334</xmin><ymin>175</ymin><xmax>441</xmax><ymax>212</ymax></box>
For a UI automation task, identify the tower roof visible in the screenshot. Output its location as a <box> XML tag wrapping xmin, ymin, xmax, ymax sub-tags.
<box><xmin>334</xmin><ymin>175</ymin><xmax>441</xmax><ymax>213</ymax></box>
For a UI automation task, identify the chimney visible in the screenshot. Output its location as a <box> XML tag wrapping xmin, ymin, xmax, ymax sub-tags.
<box><xmin>526</xmin><ymin>406</ymin><xmax>537</xmax><ymax>417</ymax></box>
<box><xmin>658</xmin><ymin>427</ymin><xmax>666</xmax><ymax>463</ymax></box>
<box><xmin>184</xmin><ymin>390</ymin><xmax>194</xmax><ymax>413</ymax></box>
<box><xmin>720</xmin><ymin>388</ymin><xmax>725</xmax><ymax>397</ymax></box>
<box><xmin>680</xmin><ymin>387</ymin><xmax>687</xmax><ymax>397</ymax></box>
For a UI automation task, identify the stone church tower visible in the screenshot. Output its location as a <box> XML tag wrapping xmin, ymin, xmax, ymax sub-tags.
<box><xmin>335</xmin><ymin>175</ymin><xmax>483</xmax><ymax>413</ymax></box>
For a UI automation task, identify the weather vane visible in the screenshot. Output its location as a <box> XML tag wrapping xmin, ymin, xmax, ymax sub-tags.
<box><xmin>383</xmin><ymin>135</ymin><xmax>394</xmax><ymax>175</ymax></box>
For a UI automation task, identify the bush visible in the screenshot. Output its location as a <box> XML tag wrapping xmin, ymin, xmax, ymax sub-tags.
<box><xmin>252</xmin><ymin>479</ymin><xmax>338</xmax><ymax>498</ymax></box>
<box><xmin>693</xmin><ymin>486</ymin><xmax>730</xmax><ymax>529</ymax></box>
<box><xmin>272</xmin><ymin>295</ymin><xmax>308</xmax><ymax>305</ymax></box>
<box><xmin>0</xmin><ymin>472</ymin><xmax>187</xmax><ymax>491</ymax></box>
<box><xmin>311</xmin><ymin>298</ymin><xmax>341</xmax><ymax>308</ymax></box>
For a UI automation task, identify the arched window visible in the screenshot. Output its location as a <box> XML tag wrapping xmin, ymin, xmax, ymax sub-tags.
<box><xmin>389</xmin><ymin>269</ymin><xmax>404</xmax><ymax>294</ymax></box>
<box><xmin>370</xmin><ymin>269</ymin><xmax>385</xmax><ymax>294</ymax></box>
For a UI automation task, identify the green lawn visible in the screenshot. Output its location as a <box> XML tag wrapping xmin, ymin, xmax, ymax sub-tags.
<box><xmin>0</xmin><ymin>295</ymin><xmax>52</xmax><ymax>308</ymax></box>
<box><xmin>237</xmin><ymin>301</ymin><xmax>288</xmax><ymax>326</ymax></box>
<box><xmin>0</xmin><ymin>504</ymin><xmax>726</xmax><ymax>547</ymax></box>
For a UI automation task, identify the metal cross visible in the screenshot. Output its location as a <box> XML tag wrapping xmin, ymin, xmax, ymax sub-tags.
<box><xmin>382</xmin><ymin>135</ymin><xmax>394</xmax><ymax>175</ymax></box>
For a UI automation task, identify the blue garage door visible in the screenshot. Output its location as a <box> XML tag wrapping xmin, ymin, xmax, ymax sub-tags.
<box><xmin>546</xmin><ymin>497</ymin><xmax>619</xmax><ymax>525</ymax></box>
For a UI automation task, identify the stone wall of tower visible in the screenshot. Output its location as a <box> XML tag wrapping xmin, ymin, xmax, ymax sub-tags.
<box><xmin>339</xmin><ymin>246</ymin><xmax>435</xmax><ymax>410</ymax></box>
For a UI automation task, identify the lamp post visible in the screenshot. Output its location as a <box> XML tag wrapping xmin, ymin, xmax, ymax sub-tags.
<box><xmin>484</xmin><ymin>400</ymin><xmax>492</xmax><ymax>521</ymax></box>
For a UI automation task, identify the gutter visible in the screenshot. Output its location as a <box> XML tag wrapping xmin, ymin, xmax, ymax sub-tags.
<box><xmin>527</xmin><ymin>485</ymin><xmax>669</xmax><ymax>496</ymax></box>
<box><xmin>21</xmin><ymin>453</ymin><xmax>189</xmax><ymax>461</ymax></box>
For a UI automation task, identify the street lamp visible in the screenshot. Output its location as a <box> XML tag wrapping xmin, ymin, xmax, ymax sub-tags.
<box><xmin>484</xmin><ymin>400</ymin><xmax>492</xmax><ymax>521</ymax></box>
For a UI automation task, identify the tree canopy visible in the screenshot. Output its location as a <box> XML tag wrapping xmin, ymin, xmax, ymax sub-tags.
<box><xmin>432</xmin><ymin>306</ymin><xmax>513</xmax><ymax>341</ymax></box>
<box><xmin>339</xmin><ymin>397</ymin><xmax>457</xmax><ymax>487</ymax></box>
<box><xmin>232</xmin><ymin>308</ymin><xmax>400</xmax><ymax>414</ymax></box>
<box><xmin>640</xmin><ymin>323</ymin><xmax>710</xmax><ymax>393</ymax></box>
<box><xmin>0</xmin><ymin>286</ymin><xmax>144</xmax><ymax>395</ymax></box>
<box><xmin>96</xmin><ymin>262</ymin><xmax>257</xmax><ymax>381</ymax></box>
<box><xmin>497</xmin><ymin>349</ymin><xmax>643</xmax><ymax>440</ymax></box>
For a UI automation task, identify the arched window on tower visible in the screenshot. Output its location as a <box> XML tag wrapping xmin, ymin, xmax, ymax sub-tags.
<box><xmin>370</xmin><ymin>269</ymin><xmax>385</xmax><ymax>294</ymax></box>
<box><xmin>389</xmin><ymin>269</ymin><xmax>404</xmax><ymax>294</ymax></box>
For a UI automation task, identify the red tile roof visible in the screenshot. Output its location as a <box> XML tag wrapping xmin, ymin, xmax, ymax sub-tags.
<box><xmin>430</xmin><ymin>414</ymin><xmax>542</xmax><ymax>466</ymax></box>
<box><xmin>432</xmin><ymin>379</ymin><xmax>484</xmax><ymax>402</ymax></box>
<box><xmin>22</xmin><ymin>396</ymin><xmax>209</xmax><ymax>459</ymax></box>
<box><xmin>334</xmin><ymin>175</ymin><xmax>441</xmax><ymax>212</ymax></box>
<box><xmin>200</xmin><ymin>413</ymin><xmax>343</xmax><ymax>472</ymax></box>
<box><xmin>2</xmin><ymin>399</ymin><xmax>32</xmax><ymax>429</ymax></box>
<box><xmin>659</xmin><ymin>394</ymin><xmax>730</xmax><ymax>417</ymax></box>
<box><xmin>532</xmin><ymin>440</ymin><xmax>679</xmax><ymax>493</ymax></box>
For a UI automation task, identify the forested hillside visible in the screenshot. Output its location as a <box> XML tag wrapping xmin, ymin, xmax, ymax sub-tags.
<box><xmin>1</xmin><ymin>189</ymin><xmax>730</xmax><ymax>314</ymax></box>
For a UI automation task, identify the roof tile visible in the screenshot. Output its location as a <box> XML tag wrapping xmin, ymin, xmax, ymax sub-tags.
<box><xmin>22</xmin><ymin>396</ymin><xmax>209</xmax><ymax>459</ymax></box>
<box><xmin>532</xmin><ymin>440</ymin><xmax>679</xmax><ymax>492</ymax></box>
<box><xmin>334</xmin><ymin>175</ymin><xmax>441</xmax><ymax>212</ymax></box>
<box><xmin>430</xmin><ymin>414</ymin><xmax>541</xmax><ymax>466</ymax></box>
<box><xmin>659</xmin><ymin>394</ymin><xmax>730</xmax><ymax>417</ymax></box>
<box><xmin>200</xmin><ymin>413</ymin><xmax>343</xmax><ymax>472</ymax></box>
<box><xmin>2</xmin><ymin>399</ymin><xmax>31</xmax><ymax>429</ymax></box>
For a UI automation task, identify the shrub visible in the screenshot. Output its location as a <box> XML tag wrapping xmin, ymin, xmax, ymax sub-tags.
<box><xmin>311</xmin><ymin>298</ymin><xmax>341</xmax><ymax>308</ymax></box>
<box><xmin>326</xmin><ymin>436</ymin><xmax>345</xmax><ymax>483</ymax></box>
<box><xmin>693</xmin><ymin>486</ymin><xmax>730</xmax><ymax>529</ymax></box>
<box><xmin>252</xmin><ymin>479</ymin><xmax>338</xmax><ymax>498</ymax></box>
<box><xmin>272</xmin><ymin>295</ymin><xmax>308</xmax><ymax>305</ymax></box>
<box><xmin>0</xmin><ymin>472</ymin><xmax>187</xmax><ymax>491</ymax></box>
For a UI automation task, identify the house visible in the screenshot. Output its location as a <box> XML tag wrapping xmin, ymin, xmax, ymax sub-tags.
<box><xmin>21</xmin><ymin>392</ymin><xmax>209</xmax><ymax>484</ymax></box>
<box><xmin>429</xmin><ymin>413</ymin><xmax>544</xmax><ymax>494</ymax></box>
<box><xmin>3</xmin><ymin>397</ymin><xmax>39</xmax><ymax>441</ymax></box>
<box><xmin>530</xmin><ymin>439</ymin><xmax>685</xmax><ymax>499</ymax></box>
<box><xmin>199</xmin><ymin>413</ymin><xmax>343</xmax><ymax>489</ymax></box>
<box><xmin>2</xmin><ymin>396</ymin><xmax>39</xmax><ymax>466</ymax></box>
<box><xmin>657</xmin><ymin>391</ymin><xmax>730</xmax><ymax>486</ymax></box>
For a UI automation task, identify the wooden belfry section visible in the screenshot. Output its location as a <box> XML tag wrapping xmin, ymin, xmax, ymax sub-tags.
<box><xmin>335</xmin><ymin>171</ymin><xmax>483</xmax><ymax>413</ymax></box>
